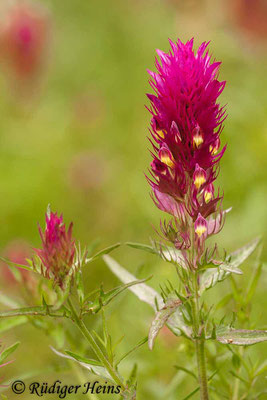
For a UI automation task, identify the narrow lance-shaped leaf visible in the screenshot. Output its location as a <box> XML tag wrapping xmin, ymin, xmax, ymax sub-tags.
<box><xmin>200</xmin><ymin>238</ymin><xmax>260</xmax><ymax>293</ymax></box>
<box><xmin>64</xmin><ymin>351</ymin><xmax>102</xmax><ymax>367</ymax></box>
<box><xmin>103</xmin><ymin>255</ymin><xmax>191</xmax><ymax>338</ymax></box>
<box><xmin>103</xmin><ymin>255</ymin><xmax>163</xmax><ymax>310</ymax></box>
<box><xmin>0</xmin><ymin>256</ymin><xmax>33</xmax><ymax>272</ymax></box>
<box><xmin>127</xmin><ymin>363</ymin><xmax>137</xmax><ymax>388</ymax></box>
<box><xmin>216</xmin><ymin>329</ymin><xmax>267</xmax><ymax>346</ymax></box>
<box><xmin>51</xmin><ymin>347</ymin><xmax>114</xmax><ymax>383</ymax></box>
<box><xmin>0</xmin><ymin>305</ymin><xmax>70</xmax><ymax>318</ymax></box>
<box><xmin>0</xmin><ymin>317</ymin><xmax>27</xmax><ymax>334</ymax></box>
<box><xmin>0</xmin><ymin>293</ymin><xmax>21</xmax><ymax>309</ymax></box>
<box><xmin>181</xmin><ymin>371</ymin><xmax>218</xmax><ymax>400</ymax></box>
<box><xmin>0</xmin><ymin>342</ymin><xmax>20</xmax><ymax>364</ymax></box>
<box><xmin>126</xmin><ymin>241</ymin><xmax>187</xmax><ymax>269</ymax></box>
<box><xmin>126</xmin><ymin>242</ymin><xmax>158</xmax><ymax>255</ymax></box>
<box><xmin>158</xmin><ymin>245</ymin><xmax>187</xmax><ymax>268</ymax></box>
<box><xmin>85</xmin><ymin>243</ymin><xmax>121</xmax><ymax>265</ymax></box>
<box><xmin>224</xmin><ymin>237</ymin><xmax>261</xmax><ymax>268</ymax></box>
<box><xmin>174</xmin><ymin>365</ymin><xmax>197</xmax><ymax>381</ymax></box>
<box><xmin>246</xmin><ymin>243</ymin><xmax>263</xmax><ymax>303</ymax></box>
<box><xmin>148</xmin><ymin>299</ymin><xmax>182</xmax><ymax>350</ymax></box>
<box><xmin>83</xmin><ymin>278</ymin><xmax>152</xmax><ymax>314</ymax></box>
<box><xmin>116</xmin><ymin>337</ymin><xmax>148</xmax><ymax>367</ymax></box>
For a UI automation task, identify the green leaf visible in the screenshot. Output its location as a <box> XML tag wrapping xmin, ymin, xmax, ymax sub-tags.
<box><xmin>182</xmin><ymin>370</ymin><xmax>217</xmax><ymax>400</ymax></box>
<box><xmin>0</xmin><ymin>293</ymin><xmax>21</xmax><ymax>309</ymax></box>
<box><xmin>127</xmin><ymin>363</ymin><xmax>137</xmax><ymax>387</ymax></box>
<box><xmin>200</xmin><ymin>268</ymin><xmax>228</xmax><ymax>294</ymax></box>
<box><xmin>51</xmin><ymin>347</ymin><xmax>114</xmax><ymax>382</ymax></box>
<box><xmin>229</xmin><ymin>370</ymin><xmax>249</xmax><ymax>384</ymax></box>
<box><xmin>87</xmin><ymin>239</ymin><xmax>101</xmax><ymax>257</ymax></box>
<box><xmin>0</xmin><ymin>316</ymin><xmax>27</xmax><ymax>333</ymax></box>
<box><xmin>85</xmin><ymin>243</ymin><xmax>121</xmax><ymax>265</ymax></box>
<box><xmin>148</xmin><ymin>299</ymin><xmax>182</xmax><ymax>350</ymax></box>
<box><xmin>200</xmin><ymin>238</ymin><xmax>260</xmax><ymax>293</ymax></box>
<box><xmin>255</xmin><ymin>360</ymin><xmax>267</xmax><ymax>377</ymax></box>
<box><xmin>219</xmin><ymin>265</ymin><xmax>243</xmax><ymax>275</ymax></box>
<box><xmin>116</xmin><ymin>337</ymin><xmax>148</xmax><ymax>366</ymax></box>
<box><xmin>103</xmin><ymin>255</ymin><xmax>191</xmax><ymax>338</ymax></box>
<box><xmin>0</xmin><ymin>342</ymin><xmax>20</xmax><ymax>364</ymax></box>
<box><xmin>174</xmin><ymin>365</ymin><xmax>197</xmax><ymax>380</ymax></box>
<box><xmin>246</xmin><ymin>244</ymin><xmax>263</xmax><ymax>303</ymax></box>
<box><xmin>0</xmin><ymin>305</ymin><xmax>70</xmax><ymax>318</ymax></box>
<box><xmin>103</xmin><ymin>255</ymin><xmax>162</xmax><ymax>310</ymax></box>
<box><xmin>216</xmin><ymin>329</ymin><xmax>267</xmax><ymax>346</ymax></box>
<box><xmin>224</xmin><ymin>237</ymin><xmax>260</xmax><ymax>268</ymax></box>
<box><xmin>126</xmin><ymin>242</ymin><xmax>158</xmax><ymax>255</ymax></box>
<box><xmin>231</xmin><ymin>353</ymin><xmax>241</xmax><ymax>369</ymax></box>
<box><xmin>160</xmin><ymin>246</ymin><xmax>187</xmax><ymax>268</ymax></box>
<box><xmin>0</xmin><ymin>256</ymin><xmax>33</xmax><ymax>272</ymax></box>
<box><xmin>75</xmin><ymin>243</ymin><xmax>87</xmax><ymax>305</ymax></box>
<box><xmin>246</xmin><ymin>263</ymin><xmax>262</xmax><ymax>303</ymax></box>
<box><xmin>65</xmin><ymin>351</ymin><xmax>102</xmax><ymax>367</ymax></box>
<box><xmin>253</xmin><ymin>391</ymin><xmax>267</xmax><ymax>399</ymax></box>
<box><xmin>127</xmin><ymin>241</ymin><xmax>187</xmax><ymax>269</ymax></box>
<box><xmin>84</xmin><ymin>278</ymin><xmax>152</xmax><ymax>314</ymax></box>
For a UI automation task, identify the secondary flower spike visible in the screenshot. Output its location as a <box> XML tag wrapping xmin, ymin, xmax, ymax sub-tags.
<box><xmin>34</xmin><ymin>210</ymin><xmax>75</xmax><ymax>288</ymax></box>
<box><xmin>147</xmin><ymin>39</ymin><xmax>226</xmax><ymax>253</ymax></box>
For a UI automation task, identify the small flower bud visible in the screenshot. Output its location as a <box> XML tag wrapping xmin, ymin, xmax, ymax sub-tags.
<box><xmin>192</xmin><ymin>125</ymin><xmax>204</xmax><ymax>149</ymax></box>
<box><xmin>151</xmin><ymin>159</ymin><xmax>167</xmax><ymax>176</ymax></box>
<box><xmin>194</xmin><ymin>213</ymin><xmax>208</xmax><ymax>238</ymax></box>
<box><xmin>159</xmin><ymin>146</ymin><xmax>175</xmax><ymax>168</ymax></box>
<box><xmin>204</xmin><ymin>183</ymin><xmax>214</xmax><ymax>203</ymax></box>
<box><xmin>193</xmin><ymin>164</ymin><xmax>206</xmax><ymax>190</ymax></box>
<box><xmin>209</xmin><ymin>138</ymin><xmax>220</xmax><ymax>155</ymax></box>
<box><xmin>35</xmin><ymin>210</ymin><xmax>75</xmax><ymax>288</ymax></box>
<box><xmin>152</xmin><ymin>117</ymin><xmax>165</xmax><ymax>138</ymax></box>
<box><xmin>170</xmin><ymin>121</ymin><xmax>182</xmax><ymax>142</ymax></box>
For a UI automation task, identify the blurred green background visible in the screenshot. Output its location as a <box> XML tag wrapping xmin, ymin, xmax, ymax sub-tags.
<box><xmin>0</xmin><ymin>0</ymin><xmax>266</xmax><ymax>399</ymax></box>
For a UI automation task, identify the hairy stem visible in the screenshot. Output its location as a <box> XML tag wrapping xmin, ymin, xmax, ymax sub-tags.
<box><xmin>192</xmin><ymin>272</ymin><xmax>209</xmax><ymax>400</ymax></box>
<box><xmin>67</xmin><ymin>299</ymin><xmax>126</xmax><ymax>392</ymax></box>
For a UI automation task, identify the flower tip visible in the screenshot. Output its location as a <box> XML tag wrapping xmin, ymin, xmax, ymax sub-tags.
<box><xmin>194</xmin><ymin>213</ymin><xmax>208</xmax><ymax>238</ymax></box>
<box><xmin>193</xmin><ymin>164</ymin><xmax>206</xmax><ymax>190</ymax></box>
<box><xmin>159</xmin><ymin>146</ymin><xmax>175</xmax><ymax>169</ymax></box>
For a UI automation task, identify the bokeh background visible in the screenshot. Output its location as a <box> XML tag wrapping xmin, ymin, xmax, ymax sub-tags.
<box><xmin>0</xmin><ymin>0</ymin><xmax>266</xmax><ymax>399</ymax></box>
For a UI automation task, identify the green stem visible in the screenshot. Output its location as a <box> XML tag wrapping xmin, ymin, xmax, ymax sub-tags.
<box><xmin>191</xmin><ymin>272</ymin><xmax>209</xmax><ymax>400</ymax></box>
<box><xmin>0</xmin><ymin>305</ymin><xmax>69</xmax><ymax>318</ymax></box>
<box><xmin>67</xmin><ymin>299</ymin><xmax>126</xmax><ymax>392</ymax></box>
<box><xmin>232</xmin><ymin>347</ymin><xmax>244</xmax><ymax>400</ymax></box>
<box><xmin>69</xmin><ymin>360</ymin><xmax>100</xmax><ymax>400</ymax></box>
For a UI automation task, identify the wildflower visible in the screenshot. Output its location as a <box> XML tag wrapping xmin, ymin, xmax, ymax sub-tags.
<box><xmin>192</xmin><ymin>125</ymin><xmax>204</xmax><ymax>149</ymax></box>
<box><xmin>204</xmin><ymin>183</ymin><xmax>214</xmax><ymax>204</ymax></box>
<box><xmin>0</xmin><ymin>1</ymin><xmax>50</xmax><ymax>86</ymax></box>
<box><xmin>194</xmin><ymin>213</ymin><xmax>208</xmax><ymax>238</ymax></box>
<box><xmin>193</xmin><ymin>164</ymin><xmax>207</xmax><ymax>190</ymax></box>
<box><xmin>147</xmin><ymin>39</ymin><xmax>226</xmax><ymax>254</ymax></box>
<box><xmin>34</xmin><ymin>210</ymin><xmax>75</xmax><ymax>289</ymax></box>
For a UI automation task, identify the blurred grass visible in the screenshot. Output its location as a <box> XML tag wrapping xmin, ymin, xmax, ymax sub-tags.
<box><xmin>0</xmin><ymin>0</ymin><xmax>266</xmax><ymax>399</ymax></box>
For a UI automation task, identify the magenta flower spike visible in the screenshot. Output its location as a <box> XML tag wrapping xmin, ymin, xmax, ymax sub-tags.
<box><xmin>147</xmin><ymin>38</ymin><xmax>226</xmax><ymax>264</ymax></box>
<box><xmin>35</xmin><ymin>210</ymin><xmax>75</xmax><ymax>288</ymax></box>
